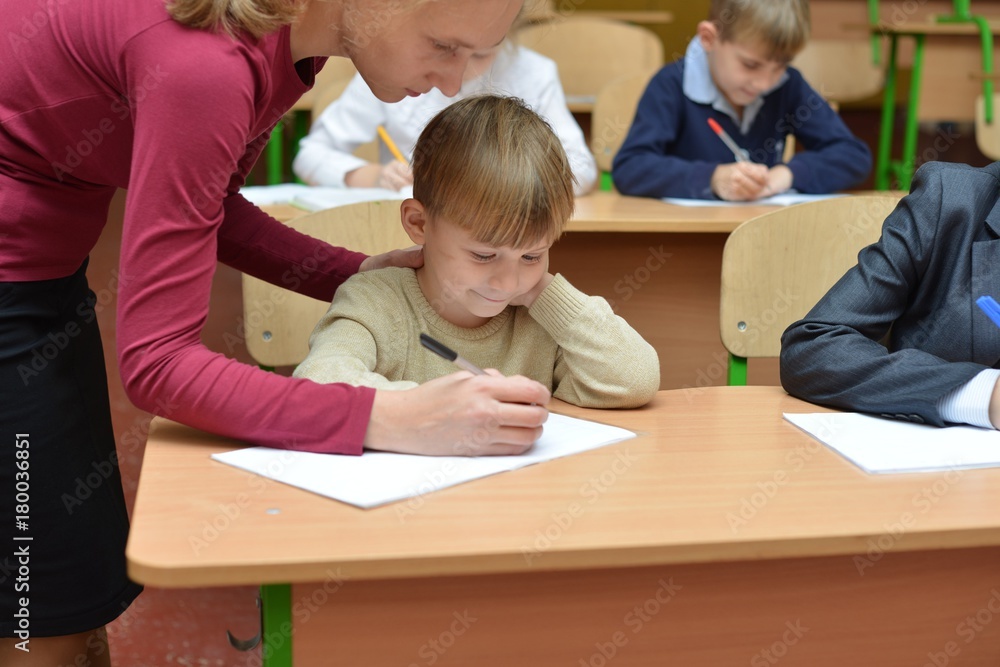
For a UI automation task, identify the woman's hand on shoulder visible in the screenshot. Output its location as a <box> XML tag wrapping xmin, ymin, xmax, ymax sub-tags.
<box><xmin>359</xmin><ymin>245</ymin><xmax>423</xmax><ymax>273</ymax></box>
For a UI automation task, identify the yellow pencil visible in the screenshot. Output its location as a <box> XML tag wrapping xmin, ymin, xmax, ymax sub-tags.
<box><xmin>377</xmin><ymin>126</ymin><xmax>407</xmax><ymax>164</ymax></box>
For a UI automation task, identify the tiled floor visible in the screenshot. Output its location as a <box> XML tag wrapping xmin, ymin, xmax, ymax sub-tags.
<box><xmin>93</xmin><ymin>111</ymin><xmax>991</xmax><ymax>666</ymax></box>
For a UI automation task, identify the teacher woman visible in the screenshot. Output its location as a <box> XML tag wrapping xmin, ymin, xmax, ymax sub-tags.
<box><xmin>0</xmin><ymin>0</ymin><xmax>547</xmax><ymax>664</ymax></box>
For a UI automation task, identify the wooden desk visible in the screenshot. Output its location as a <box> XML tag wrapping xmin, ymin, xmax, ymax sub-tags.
<box><xmin>567</xmin><ymin>191</ymin><xmax>766</xmax><ymax>232</ymax></box>
<box><xmin>264</xmin><ymin>192</ymin><xmax>769</xmax><ymax>233</ymax></box>
<box><xmin>260</xmin><ymin>192</ymin><xmax>902</xmax><ymax>390</ymax></box>
<box><xmin>555</xmin><ymin>194</ymin><xmax>788</xmax><ymax>388</ymax></box>
<box><xmin>127</xmin><ymin>386</ymin><xmax>1000</xmax><ymax>666</ymax></box>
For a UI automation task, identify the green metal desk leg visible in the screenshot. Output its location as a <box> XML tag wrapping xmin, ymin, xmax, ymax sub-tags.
<box><xmin>971</xmin><ymin>17</ymin><xmax>994</xmax><ymax>124</ymax></box>
<box><xmin>934</xmin><ymin>14</ymin><xmax>994</xmax><ymax>124</ymax></box>
<box><xmin>267</xmin><ymin>121</ymin><xmax>285</xmax><ymax>185</ymax></box>
<box><xmin>950</xmin><ymin>0</ymin><xmax>971</xmax><ymax>19</ymax></box>
<box><xmin>868</xmin><ymin>0</ymin><xmax>881</xmax><ymax>64</ymax></box>
<box><xmin>293</xmin><ymin>111</ymin><xmax>310</xmax><ymax>146</ymax></box>
<box><xmin>599</xmin><ymin>171</ymin><xmax>613</xmax><ymax>192</ymax></box>
<box><xmin>874</xmin><ymin>34</ymin><xmax>899</xmax><ymax>191</ymax></box>
<box><xmin>727</xmin><ymin>353</ymin><xmax>747</xmax><ymax>387</ymax></box>
<box><xmin>897</xmin><ymin>33</ymin><xmax>925</xmax><ymax>191</ymax></box>
<box><xmin>261</xmin><ymin>583</ymin><xmax>293</xmax><ymax>667</ymax></box>
<box><xmin>292</xmin><ymin>111</ymin><xmax>310</xmax><ymax>184</ymax></box>
<box><xmin>976</xmin><ymin>19</ymin><xmax>994</xmax><ymax>124</ymax></box>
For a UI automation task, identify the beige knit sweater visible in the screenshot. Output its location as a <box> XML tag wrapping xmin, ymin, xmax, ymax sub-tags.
<box><xmin>294</xmin><ymin>267</ymin><xmax>660</xmax><ymax>408</ymax></box>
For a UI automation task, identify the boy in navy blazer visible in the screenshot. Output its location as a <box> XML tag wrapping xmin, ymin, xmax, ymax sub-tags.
<box><xmin>613</xmin><ymin>0</ymin><xmax>871</xmax><ymax>201</ymax></box>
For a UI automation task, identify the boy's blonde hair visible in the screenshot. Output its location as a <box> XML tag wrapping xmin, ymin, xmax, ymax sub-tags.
<box><xmin>710</xmin><ymin>0</ymin><xmax>810</xmax><ymax>62</ymax></box>
<box><xmin>412</xmin><ymin>95</ymin><xmax>575</xmax><ymax>249</ymax></box>
<box><xmin>166</xmin><ymin>0</ymin><xmax>301</xmax><ymax>39</ymax></box>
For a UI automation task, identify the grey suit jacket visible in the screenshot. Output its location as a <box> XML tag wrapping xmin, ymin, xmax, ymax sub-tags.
<box><xmin>780</xmin><ymin>160</ymin><xmax>1000</xmax><ymax>425</ymax></box>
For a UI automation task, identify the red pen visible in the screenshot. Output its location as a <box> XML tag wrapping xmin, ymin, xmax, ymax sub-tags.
<box><xmin>707</xmin><ymin>118</ymin><xmax>750</xmax><ymax>163</ymax></box>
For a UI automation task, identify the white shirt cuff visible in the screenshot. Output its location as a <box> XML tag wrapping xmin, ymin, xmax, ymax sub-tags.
<box><xmin>936</xmin><ymin>369</ymin><xmax>1000</xmax><ymax>429</ymax></box>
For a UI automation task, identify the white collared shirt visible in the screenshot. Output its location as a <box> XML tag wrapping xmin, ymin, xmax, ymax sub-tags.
<box><xmin>293</xmin><ymin>45</ymin><xmax>597</xmax><ymax>195</ymax></box>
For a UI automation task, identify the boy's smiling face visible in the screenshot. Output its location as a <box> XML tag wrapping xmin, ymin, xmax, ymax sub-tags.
<box><xmin>697</xmin><ymin>21</ymin><xmax>791</xmax><ymax>112</ymax></box>
<box><xmin>401</xmin><ymin>200</ymin><xmax>552</xmax><ymax>329</ymax></box>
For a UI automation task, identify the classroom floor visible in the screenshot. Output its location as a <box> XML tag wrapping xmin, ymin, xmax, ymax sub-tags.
<box><xmin>93</xmin><ymin>110</ymin><xmax>991</xmax><ymax>666</ymax></box>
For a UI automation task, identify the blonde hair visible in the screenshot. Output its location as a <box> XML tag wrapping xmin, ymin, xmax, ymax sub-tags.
<box><xmin>165</xmin><ymin>0</ymin><xmax>301</xmax><ymax>39</ymax></box>
<box><xmin>412</xmin><ymin>95</ymin><xmax>575</xmax><ymax>249</ymax></box>
<box><xmin>710</xmin><ymin>0</ymin><xmax>810</xmax><ymax>62</ymax></box>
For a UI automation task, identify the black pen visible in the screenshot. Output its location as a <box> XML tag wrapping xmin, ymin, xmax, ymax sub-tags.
<box><xmin>420</xmin><ymin>333</ymin><xmax>486</xmax><ymax>376</ymax></box>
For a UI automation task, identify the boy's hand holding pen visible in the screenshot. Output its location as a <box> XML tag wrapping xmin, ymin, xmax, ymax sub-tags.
<box><xmin>706</xmin><ymin>118</ymin><xmax>791</xmax><ymax>201</ymax></box>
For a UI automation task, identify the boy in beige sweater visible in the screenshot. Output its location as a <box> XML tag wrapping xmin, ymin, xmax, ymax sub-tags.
<box><xmin>294</xmin><ymin>95</ymin><xmax>659</xmax><ymax>409</ymax></box>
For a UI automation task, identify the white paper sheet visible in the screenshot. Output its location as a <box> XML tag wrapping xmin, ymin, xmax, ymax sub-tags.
<box><xmin>240</xmin><ymin>184</ymin><xmax>411</xmax><ymax>211</ymax></box>
<box><xmin>784</xmin><ymin>412</ymin><xmax>1000</xmax><ymax>474</ymax></box>
<box><xmin>662</xmin><ymin>193</ymin><xmax>844</xmax><ymax>207</ymax></box>
<box><xmin>211</xmin><ymin>413</ymin><xmax>636</xmax><ymax>508</ymax></box>
<box><xmin>240</xmin><ymin>183</ymin><xmax>315</xmax><ymax>206</ymax></box>
<box><xmin>291</xmin><ymin>186</ymin><xmax>412</xmax><ymax>212</ymax></box>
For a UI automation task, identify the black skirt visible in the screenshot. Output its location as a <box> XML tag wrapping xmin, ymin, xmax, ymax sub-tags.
<box><xmin>0</xmin><ymin>259</ymin><xmax>142</xmax><ymax>637</ymax></box>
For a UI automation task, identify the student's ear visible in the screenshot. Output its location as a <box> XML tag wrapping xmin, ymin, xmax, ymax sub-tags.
<box><xmin>697</xmin><ymin>20</ymin><xmax>719</xmax><ymax>52</ymax></box>
<box><xmin>400</xmin><ymin>198</ymin><xmax>428</xmax><ymax>245</ymax></box>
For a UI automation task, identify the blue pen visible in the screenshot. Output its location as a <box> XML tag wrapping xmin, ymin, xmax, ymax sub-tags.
<box><xmin>976</xmin><ymin>295</ymin><xmax>1000</xmax><ymax>329</ymax></box>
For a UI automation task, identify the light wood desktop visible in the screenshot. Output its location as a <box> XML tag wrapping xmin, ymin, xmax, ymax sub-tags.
<box><xmin>261</xmin><ymin>191</ymin><xmax>902</xmax><ymax>392</ymax></box>
<box><xmin>263</xmin><ymin>191</ymin><xmax>766</xmax><ymax>233</ymax></box>
<box><xmin>127</xmin><ymin>386</ymin><xmax>1000</xmax><ymax>665</ymax></box>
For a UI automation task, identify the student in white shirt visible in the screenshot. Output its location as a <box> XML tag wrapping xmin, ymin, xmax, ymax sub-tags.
<box><xmin>293</xmin><ymin>41</ymin><xmax>598</xmax><ymax>196</ymax></box>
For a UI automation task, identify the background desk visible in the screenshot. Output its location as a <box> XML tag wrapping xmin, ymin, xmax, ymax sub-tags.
<box><xmin>127</xmin><ymin>386</ymin><xmax>1000</xmax><ymax>665</ymax></box>
<box><xmin>554</xmin><ymin>194</ymin><xmax>786</xmax><ymax>389</ymax></box>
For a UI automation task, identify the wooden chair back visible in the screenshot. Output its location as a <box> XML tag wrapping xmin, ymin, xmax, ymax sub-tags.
<box><xmin>976</xmin><ymin>93</ymin><xmax>1000</xmax><ymax>159</ymax></box>
<box><xmin>719</xmin><ymin>195</ymin><xmax>901</xmax><ymax>384</ymax></box>
<box><xmin>243</xmin><ymin>200</ymin><xmax>411</xmax><ymax>368</ymax></box>
<box><xmin>590</xmin><ymin>68</ymin><xmax>659</xmax><ymax>174</ymax></box>
<box><xmin>791</xmin><ymin>40</ymin><xmax>884</xmax><ymax>104</ymax></box>
<box><xmin>516</xmin><ymin>17</ymin><xmax>663</xmax><ymax>104</ymax></box>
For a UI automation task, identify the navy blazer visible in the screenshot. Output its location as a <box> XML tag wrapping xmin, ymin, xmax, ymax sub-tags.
<box><xmin>780</xmin><ymin>161</ymin><xmax>1000</xmax><ymax>425</ymax></box>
